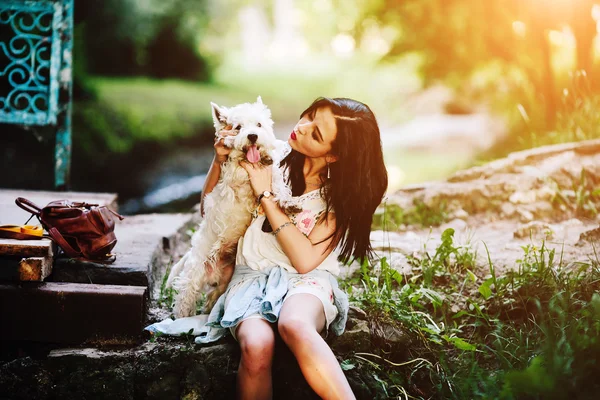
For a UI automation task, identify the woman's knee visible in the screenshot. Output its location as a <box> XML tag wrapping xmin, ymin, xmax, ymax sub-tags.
<box><xmin>237</xmin><ymin>320</ymin><xmax>275</xmax><ymax>372</ymax></box>
<box><xmin>278</xmin><ymin>315</ymin><xmax>315</xmax><ymax>344</ymax></box>
<box><xmin>278</xmin><ymin>294</ymin><xmax>325</xmax><ymax>343</ymax></box>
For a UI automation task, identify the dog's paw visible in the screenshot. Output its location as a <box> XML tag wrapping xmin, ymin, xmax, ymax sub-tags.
<box><xmin>223</xmin><ymin>135</ymin><xmax>236</xmax><ymax>148</ymax></box>
<box><xmin>260</xmin><ymin>156</ymin><xmax>273</xmax><ymax>166</ymax></box>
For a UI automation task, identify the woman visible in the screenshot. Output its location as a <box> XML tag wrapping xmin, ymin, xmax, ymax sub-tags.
<box><xmin>200</xmin><ymin>97</ymin><xmax>388</xmax><ymax>400</ymax></box>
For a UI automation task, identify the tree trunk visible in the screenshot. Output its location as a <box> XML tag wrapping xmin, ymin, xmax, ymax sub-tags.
<box><xmin>536</xmin><ymin>27</ymin><xmax>557</xmax><ymax>129</ymax></box>
<box><xmin>571</xmin><ymin>0</ymin><xmax>597</xmax><ymax>83</ymax></box>
<box><xmin>519</xmin><ymin>1</ymin><xmax>557</xmax><ymax>128</ymax></box>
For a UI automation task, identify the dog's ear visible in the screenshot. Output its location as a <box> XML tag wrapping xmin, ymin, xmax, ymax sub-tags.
<box><xmin>211</xmin><ymin>102</ymin><xmax>228</xmax><ymax>131</ymax></box>
<box><xmin>256</xmin><ymin>96</ymin><xmax>263</xmax><ymax>105</ymax></box>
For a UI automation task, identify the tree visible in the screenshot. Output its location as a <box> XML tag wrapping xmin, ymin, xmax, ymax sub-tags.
<box><xmin>75</xmin><ymin>0</ymin><xmax>210</xmax><ymax>80</ymax></box>
<box><xmin>357</xmin><ymin>0</ymin><xmax>599</xmax><ymax>128</ymax></box>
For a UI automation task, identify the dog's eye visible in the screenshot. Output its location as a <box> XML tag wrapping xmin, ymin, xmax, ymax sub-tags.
<box><xmin>234</xmin><ymin>125</ymin><xmax>241</xmax><ymax>130</ymax></box>
<box><xmin>257</xmin><ymin>123</ymin><xmax>262</xmax><ymax>128</ymax></box>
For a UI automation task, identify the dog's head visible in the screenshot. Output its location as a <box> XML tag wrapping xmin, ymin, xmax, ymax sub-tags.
<box><xmin>211</xmin><ymin>96</ymin><xmax>276</xmax><ymax>164</ymax></box>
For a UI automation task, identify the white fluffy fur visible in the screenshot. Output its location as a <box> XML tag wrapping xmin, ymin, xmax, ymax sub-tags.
<box><xmin>165</xmin><ymin>96</ymin><xmax>294</xmax><ymax>318</ymax></box>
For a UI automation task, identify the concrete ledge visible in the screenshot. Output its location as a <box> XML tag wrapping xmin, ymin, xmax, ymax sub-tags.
<box><xmin>0</xmin><ymin>282</ymin><xmax>147</xmax><ymax>345</ymax></box>
<box><xmin>48</xmin><ymin>213</ymin><xmax>193</xmax><ymax>289</ymax></box>
<box><xmin>0</xmin><ymin>337</ymin><xmax>379</xmax><ymax>400</ymax></box>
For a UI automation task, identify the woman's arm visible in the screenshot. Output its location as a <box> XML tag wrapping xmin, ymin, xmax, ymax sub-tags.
<box><xmin>200</xmin><ymin>127</ymin><xmax>235</xmax><ymax>216</ymax></box>
<box><xmin>240</xmin><ymin>161</ymin><xmax>337</xmax><ymax>273</ymax></box>
<box><xmin>260</xmin><ymin>197</ymin><xmax>336</xmax><ymax>274</ymax></box>
<box><xmin>200</xmin><ymin>157</ymin><xmax>222</xmax><ymax>216</ymax></box>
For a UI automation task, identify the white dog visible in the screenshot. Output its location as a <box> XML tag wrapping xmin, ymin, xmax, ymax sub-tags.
<box><xmin>165</xmin><ymin>96</ymin><xmax>294</xmax><ymax>318</ymax></box>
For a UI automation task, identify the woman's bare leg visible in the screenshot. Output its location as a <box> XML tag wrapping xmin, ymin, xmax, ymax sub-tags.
<box><xmin>235</xmin><ymin>318</ymin><xmax>276</xmax><ymax>400</ymax></box>
<box><xmin>278</xmin><ymin>294</ymin><xmax>355</xmax><ymax>400</ymax></box>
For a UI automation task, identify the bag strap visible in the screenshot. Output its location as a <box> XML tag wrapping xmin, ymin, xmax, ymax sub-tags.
<box><xmin>44</xmin><ymin>228</ymin><xmax>117</xmax><ymax>263</ymax></box>
<box><xmin>108</xmin><ymin>208</ymin><xmax>125</xmax><ymax>220</ymax></box>
<box><xmin>15</xmin><ymin>197</ymin><xmax>42</xmax><ymax>216</ymax></box>
<box><xmin>72</xmin><ymin>201</ymin><xmax>99</xmax><ymax>208</ymax></box>
<box><xmin>47</xmin><ymin>226</ymin><xmax>82</xmax><ymax>258</ymax></box>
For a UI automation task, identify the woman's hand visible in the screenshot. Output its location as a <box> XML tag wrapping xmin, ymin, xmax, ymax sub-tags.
<box><xmin>240</xmin><ymin>161</ymin><xmax>272</xmax><ymax>198</ymax></box>
<box><xmin>214</xmin><ymin>125</ymin><xmax>236</xmax><ymax>164</ymax></box>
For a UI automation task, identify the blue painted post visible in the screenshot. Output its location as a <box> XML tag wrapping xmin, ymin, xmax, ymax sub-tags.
<box><xmin>0</xmin><ymin>0</ymin><xmax>74</xmax><ymax>189</ymax></box>
<box><xmin>54</xmin><ymin>0</ymin><xmax>73</xmax><ymax>190</ymax></box>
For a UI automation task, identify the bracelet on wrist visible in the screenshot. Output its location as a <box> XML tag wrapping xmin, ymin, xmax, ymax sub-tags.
<box><xmin>273</xmin><ymin>221</ymin><xmax>293</xmax><ymax>236</ymax></box>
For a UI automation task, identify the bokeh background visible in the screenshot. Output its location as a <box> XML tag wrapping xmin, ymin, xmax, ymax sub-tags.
<box><xmin>2</xmin><ymin>0</ymin><xmax>600</xmax><ymax>215</ymax></box>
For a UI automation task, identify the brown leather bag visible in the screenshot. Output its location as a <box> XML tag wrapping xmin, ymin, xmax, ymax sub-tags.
<box><xmin>15</xmin><ymin>197</ymin><xmax>125</xmax><ymax>264</ymax></box>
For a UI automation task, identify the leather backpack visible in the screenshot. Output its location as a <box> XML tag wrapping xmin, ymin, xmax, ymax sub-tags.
<box><xmin>15</xmin><ymin>197</ymin><xmax>125</xmax><ymax>264</ymax></box>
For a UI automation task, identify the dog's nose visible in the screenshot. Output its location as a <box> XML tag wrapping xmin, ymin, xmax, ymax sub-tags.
<box><xmin>248</xmin><ymin>134</ymin><xmax>258</xmax><ymax>143</ymax></box>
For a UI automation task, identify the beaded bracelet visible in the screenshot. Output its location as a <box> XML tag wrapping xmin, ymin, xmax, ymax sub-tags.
<box><xmin>273</xmin><ymin>221</ymin><xmax>293</xmax><ymax>236</ymax></box>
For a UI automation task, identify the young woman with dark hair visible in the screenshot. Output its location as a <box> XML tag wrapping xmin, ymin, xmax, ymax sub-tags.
<box><xmin>200</xmin><ymin>97</ymin><xmax>388</xmax><ymax>399</ymax></box>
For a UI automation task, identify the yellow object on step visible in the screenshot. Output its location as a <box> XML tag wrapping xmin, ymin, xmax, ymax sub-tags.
<box><xmin>0</xmin><ymin>225</ymin><xmax>44</xmax><ymax>237</ymax></box>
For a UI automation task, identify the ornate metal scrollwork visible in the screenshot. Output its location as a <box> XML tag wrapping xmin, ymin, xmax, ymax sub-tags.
<box><xmin>0</xmin><ymin>1</ymin><xmax>60</xmax><ymax>125</ymax></box>
<box><xmin>0</xmin><ymin>0</ymin><xmax>73</xmax><ymax>188</ymax></box>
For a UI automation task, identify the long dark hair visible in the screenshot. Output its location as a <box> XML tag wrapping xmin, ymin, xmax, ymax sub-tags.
<box><xmin>281</xmin><ymin>97</ymin><xmax>388</xmax><ymax>264</ymax></box>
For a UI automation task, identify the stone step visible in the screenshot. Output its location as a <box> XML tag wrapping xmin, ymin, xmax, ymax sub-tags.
<box><xmin>0</xmin><ymin>189</ymin><xmax>118</xmax><ymax>282</ymax></box>
<box><xmin>47</xmin><ymin>213</ymin><xmax>193</xmax><ymax>291</ymax></box>
<box><xmin>0</xmin><ymin>310</ymin><xmax>380</xmax><ymax>400</ymax></box>
<box><xmin>0</xmin><ymin>189</ymin><xmax>200</xmax><ymax>349</ymax></box>
<box><xmin>0</xmin><ymin>237</ymin><xmax>55</xmax><ymax>258</ymax></box>
<box><xmin>0</xmin><ymin>209</ymin><xmax>195</xmax><ymax>345</ymax></box>
<box><xmin>0</xmin><ymin>282</ymin><xmax>147</xmax><ymax>345</ymax></box>
<box><xmin>0</xmin><ymin>236</ymin><xmax>56</xmax><ymax>281</ymax></box>
<box><xmin>0</xmin><ymin>254</ymin><xmax>53</xmax><ymax>281</ymax></box>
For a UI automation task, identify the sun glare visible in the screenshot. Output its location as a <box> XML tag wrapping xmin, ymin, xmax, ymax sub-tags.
<box><xmin>512</xmin><ymin>21</ymin><xmax>526</xmax><ymax>37</ymax></box>
<box><xmin>331</xmin><ymin>33</ymin><xmax>356</xmax><ymax>58</ymax></box>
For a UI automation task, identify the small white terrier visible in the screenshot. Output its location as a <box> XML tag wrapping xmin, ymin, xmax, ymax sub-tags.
<box><xmin>165</xmin><ymin>96</ymin><xmax>293</xmax><ymax>318</ymax></box>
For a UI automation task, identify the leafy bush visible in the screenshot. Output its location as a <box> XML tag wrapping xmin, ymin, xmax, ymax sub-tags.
<box><xmin>372</xmin><ymin>200</ymin><xmax>450</xmax><ymax>231</ymax></box>
<box><xmin>343</xmin><ymin>228</ymin><xmax>600</xmax><ymax>399</ymax></box>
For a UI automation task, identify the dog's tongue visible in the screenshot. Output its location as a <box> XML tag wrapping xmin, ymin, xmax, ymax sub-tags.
<box><xmin>246</xmin><ymin>145</ymin><xmax>260</xmax><ymax>163</ymax></box>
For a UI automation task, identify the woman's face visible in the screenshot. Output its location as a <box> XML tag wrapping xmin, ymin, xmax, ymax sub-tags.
<box><xmin>288</xmin><ymin>106</ymin><xmax>337</xmax><ymax>159</ymax></box>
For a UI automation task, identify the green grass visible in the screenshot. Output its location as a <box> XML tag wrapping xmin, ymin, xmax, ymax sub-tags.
<box><xmin>342</xmin><ymin>228</ymin><xmax>600</xmax><ymax>399</ymax></box>
<box><xmin>74</xmin><ymin>75</ymin><xmax>321</xmax><ymax>155</ymax></box>
<box><xmin>477</xmin><ymin>73</ymin><xmax>600</xmax><ymax>165</ymax></box>
<box><xmin>90</xmin><ymin>76</ymin><xmax>313</xmax><ymax>129</ymax></box>
<box><xmin>372</xmin><ymin>199</ymin><xmax>450</xmax><ymax>231</ymax></box>
<box><xmin>548</xmin><ymin>168</ymin><xmax>600</xmax><ymax>220</ymax></box>
<box><xmin>76</xmin><ymin>51</ymin><xmax>423</xmax><ymax>156</ymax></box>
<box><xmin>157</xmin><ymin>258</ymin><xmax>177</xmax><ymax>312</ymax></box>
<box><xmin>77</xmin><ymin>77</ymin><xmax>285</xmax><ymax>154</ymax></box>
<box><xmin>74</xmin><ymin>75</ymin><xmax>350</xmax><ymax>155</ymax></box>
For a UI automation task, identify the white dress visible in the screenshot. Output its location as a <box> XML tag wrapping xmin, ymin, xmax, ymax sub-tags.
<box><xmin>235</xmin><ymin>188</ymin><xmax>341</xmax><ymax>275</ymax></box>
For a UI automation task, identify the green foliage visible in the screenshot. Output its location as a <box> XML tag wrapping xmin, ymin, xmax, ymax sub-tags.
<box><xmin>363</xmin><ymin>0</ymin><xmax>598</xmax><ymax>132</ymax></box>
<box><xmin>499</xmin><ymin>292</ymin><xmax>600</xmax><ymax>399</ymax></box>
<box><xmin>72</xmin><ymin>77</ymin><xmax>267</xmax><ymax>157</ymax></box>
<box><xmin>148</xmin><ymin>329</ymin><xmax>164</xmax><ymax>343</ymax></box>
<box><xmin>344</xmin><ymin>227</ymin><xmax>600</xmax><ymax>399</ymax></box>
<box><xmin>342</xmin><ymin>228</ymin><xmax>481</xmax><ymax>396</ymax></box>
<box><xmin>372</xmin><ymin>199</ymin><xmax>450</xmax><ymax>231</ymax></box>
<box><xmin>479</xmin><ymin>72</ymin><xmax>600</xmax><ymax>164</ymax></box>
<box><xmin>549</xmin><ymin>168</ymin><xmax>600</xmax><ymax>220</ymax></box>
<box><xmin>157</xmin><ymin>253</ymin><xmax>206</xmax><ymax>317</ymax></box>
<box><xmin>158</xmin><ymin>259</ymin><xmax>177</xmax><ymax>311</ymax></box>
<box><xmin>77</xmin><ymin>0</ymin><xmax>211</xmax><ymax>80</ymax></box>
<box><xmin>529</xmin><ymin>72</ymin><xmax>600</xmax><ymax>147</ymax></box>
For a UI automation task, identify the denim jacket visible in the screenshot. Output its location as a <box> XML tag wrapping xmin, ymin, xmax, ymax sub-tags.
<box><xmin>144</xmin><ymin>264</ymin><xmax>349</xmax><ymax>344</ymax></box>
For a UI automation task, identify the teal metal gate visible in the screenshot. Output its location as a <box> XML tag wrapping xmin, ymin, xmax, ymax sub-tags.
<box><xmin>0</xmin><ymin>0</ymin><xmax>73</xmax><ymax>189</ymax></box>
